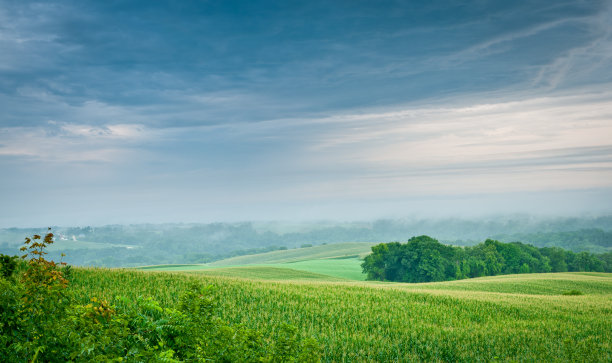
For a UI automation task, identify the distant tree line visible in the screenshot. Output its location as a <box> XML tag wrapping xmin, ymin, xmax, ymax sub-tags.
<box><xmin>493</xmin><ymin>228</ymin><xmax>612</xmax><ymax>253</ymax></box>
<box><xmin>362</xmin><ymin>236</ymin><xmax>612</xmax><ymax>283</ymax></box>
<box><xmin>1</xmin><ymin>217</ymin><xmax>611</xmax><ymax>267</ymax></box>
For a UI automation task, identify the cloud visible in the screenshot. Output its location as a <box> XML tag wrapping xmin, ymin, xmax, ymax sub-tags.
<box><xmin>0</xmin><ymin>2</ymin><xmax>73</xmax><ymax>72</ymax></box>
<box><xmin>532</xmin><ymin>3</ymin><xmax>612</xmax><ymax>89</ymax></box>
<box><xmin>453</xmin><ymin>17</ymin><xmax>587</xmax><ymax>61</ymax></box>
<box><xmin>206</xmin><ymin>88</ymin><xmax>612</xmax><ymax>198</ymax></box>
<box><xmin>58</xmin><ymin>122</ymin><xmax>148</xmax><ymax>139</ymax></box>
<box><xmin>0</xmin><ymin>121</ymin><xmax>153</xmax><ymax>162</ymax></box>
<box><xmin>2</xmin><ymin>0</ymin><xmax>612</xmax><ymax>224</ymax></box>
<box><xmin>2</xmin><ymin>82</ymin><xmax>612</xmax><ymax>200</ymax></box>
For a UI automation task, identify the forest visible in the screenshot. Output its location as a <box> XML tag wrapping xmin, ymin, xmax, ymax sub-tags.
<box><xmin>362</xmin><ymin>235</ymin><xmax>612</xmax><ymax>283</ymax></box>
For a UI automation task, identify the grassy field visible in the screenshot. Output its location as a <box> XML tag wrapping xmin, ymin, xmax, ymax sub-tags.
<box><xmin>280</xmin><ymin>258</ymin><xmax>366</xmax><ymax>280</ymax></box>
<box><xmin>140</xmin><ymin>242</ymin><xmax>372</xmax><ymax>281</ymax></box>
<box><xmin>208</xmin><ymin>242</ymin><xmax>376</xmax><ymax>265</ymax></box>
<box><xmin>141</xmin><ymin>258</ymin><xmax>366</xmax><ymax>280</ymax></box>
<box><xmin>192</xmin><ymin>266</ymin><xmax>348</xmax><ymax>281</ymax></box>
<box><xmin>71</xmin><ymin>268</ymin><xmax>612</xmax><ymax>362</ymax></box>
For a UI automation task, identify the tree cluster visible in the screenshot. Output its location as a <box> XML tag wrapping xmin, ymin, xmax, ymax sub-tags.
<box><xmin>362</xmin><ymin>236</ymin><xmax>612</xmax><ymax>283</ymax></box>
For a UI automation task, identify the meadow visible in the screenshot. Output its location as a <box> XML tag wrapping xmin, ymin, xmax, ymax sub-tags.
<box><xmin>139</xmin><ymin>242</ymin><xmax>372</xmax><ymax>280</ymax></box>
<box><xmin>208</xmin><ymin>242</ymin><xmax>376</xmax><ymax>265</ymax></box>
<box><xmin>71</xmin><ymin>267</ymin><xmax>612</xmax><ymax>362</ymax></box>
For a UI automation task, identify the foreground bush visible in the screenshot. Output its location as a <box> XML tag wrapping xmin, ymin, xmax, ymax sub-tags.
<box><xmin>0</xmin><ymin>230</ymin><xmax>320</xmax><ymax>362</ymax></box>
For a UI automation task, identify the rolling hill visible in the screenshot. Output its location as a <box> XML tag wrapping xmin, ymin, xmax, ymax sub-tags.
<box><xmin>139</xmin><ymin>242</ymin><xmax>377</xmax><ymax>280</ymax></box>
<box><xmin>208</xmin><ymin>241</ymin><xmax>376</xmax><ymax>265</ymax></box>
<box><xmin>72</xmin><ymin>268</ymin><xmax>612</xmax><ymax>362</ymax></box>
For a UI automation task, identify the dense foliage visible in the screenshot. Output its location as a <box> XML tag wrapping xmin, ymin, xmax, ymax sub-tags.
<box><xmin>362</xmin><ymin>236</ymin><xmax>612</xmax><ymax>282</ymax></box>
<box><xmin>0</xmin><ymin>231</ymin><xmax>320</xmax><ymax>362</ymax></box>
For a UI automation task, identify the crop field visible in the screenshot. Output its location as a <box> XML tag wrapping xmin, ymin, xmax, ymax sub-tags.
<box><xmin>142</xmin><ymin>258</ymin><xmax>366</xmax><ymax>280</ymax></box>
<box><xmin>208</xmin><ymin>242</ymin><xmax>376</xmax><ymax>265</ymax></box>
<box><xmin>140</xmin><ymin>242</ymin><xmax>371</xmax><ymax>281</ymax></box>
<box><xmin>71</xmin><ymin>268</ymin><xmax>612</xmax><ymax>362</ymax></box>
<box><xmin>193</xmin><ymin>266</ymin><xmax>348</xmax><ymax>281</ymax></box>
<box><xmin>278</xmin><ymin>258</ymin><xmax>366</xmax><ymax>280</ymax></box>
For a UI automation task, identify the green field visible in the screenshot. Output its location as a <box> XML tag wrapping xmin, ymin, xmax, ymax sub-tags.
<box><xmin>141</xmin><ymin>258</ymin><xmax>366</xmax><ymax>280</ymax></box>
<box><xmin>140</xmin><ymin>242</ymin><xmax>373</xmax><ymax>281</ymax></box>
<box><xmin>279</xmin><ymin>258</ymin><xmax>366</xmax><ymax>280</ymax></box>
<box><xmin>125</xmin><ymin>244</ymin><xmax>612</xmax><ymax>361</ymax></box>
<box><xmin>192</xmin><ymin>266</ymin><xmax>348</xmax><ymax>281</ymax></box>
<box><xmin>71</xmin><ymin>268</ymin><xmax>612</xmax><ymax>362</ymax></box>
<box><xmin>209</xmin><ymin>242</ymin><xmax>376</xmax><ymax>265</ymax></box>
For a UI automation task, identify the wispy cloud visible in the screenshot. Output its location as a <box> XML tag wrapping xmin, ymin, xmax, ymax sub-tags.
<box><xmin>532</xmin><ymin>3</ymin><xmax>612</xmax><ymax>89</ymax></box>
<box><xmin>5</xmin><ymin>86</ymin><xmax>610</xmax><ymax>186</ymax></box>
<box><xmin>0</xmin><ymin>121</ymin><xmax>153</xmax><ymax>162</ymax></box>
<box><xmin>453</xmin><ymin>17</ymin><xmax>588</xmax><ymax>61</ymax></box>
<box><xmin>207</xmin><ymin>89</ymin><xmax>612</xmax><ymax>198</ymax></box>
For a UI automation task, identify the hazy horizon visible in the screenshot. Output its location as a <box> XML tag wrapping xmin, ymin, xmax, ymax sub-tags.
<box><xmin>2</xmin><ymin>0</ymin><xmax>612</xmax><ymax>227</ymax></box>
<box><xmin>2</xmin><ymin>202</ymin><xmax>612</xmax><ymax>229</ymax></box>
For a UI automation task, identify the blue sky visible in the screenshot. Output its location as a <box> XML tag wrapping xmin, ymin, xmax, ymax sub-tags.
<box><xmin>1</xmin><ymin>0</ymin><xmax>612</xmax><ymax>226</ymax></box>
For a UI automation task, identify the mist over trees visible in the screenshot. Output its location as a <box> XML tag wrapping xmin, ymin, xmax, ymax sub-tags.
<box><xmin>362</xmin><ymin>236</ymin><xmax>612</xmax><ymax>283</ymax></box>
<box><xmin>0</xmin><ymin>216</ymin><xmax>610</xmax><ymax>267</ymax></box>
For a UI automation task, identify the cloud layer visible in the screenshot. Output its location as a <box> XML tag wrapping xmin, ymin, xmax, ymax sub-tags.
<box><xmin>1</xmin><ymin>0</ymin><xmax>612</xmax><ymax>225</ymax></box>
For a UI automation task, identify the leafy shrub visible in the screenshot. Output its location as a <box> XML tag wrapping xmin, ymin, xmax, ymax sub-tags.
<box><xmin>0</xmin><ymin>254</ymin><xmax>18</xmax><ymax>279</ymax></box>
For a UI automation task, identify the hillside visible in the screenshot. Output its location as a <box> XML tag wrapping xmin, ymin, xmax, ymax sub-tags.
<box><xmin>140</xmin><ymin>242</ymin><xmax>375</xmax><ymax>280</ymax></box>
<box><xmin>72</xmin><ymin>269</ymin><xmax>612</xmax><ymax>362</ymax></box>
<box><xmin>390</xmin><ymin>272</ymin><xmax>612</xmax><ymax>295</ymax></box>
<box><xmin>208</xmin><ymin>241</ymin><xmax>376</xmax><ymax>266</ymax></box>
<box><xmin>192</xmin><ymin>266</ymin><xmax>349</xmax><ymax>281</ymax></box>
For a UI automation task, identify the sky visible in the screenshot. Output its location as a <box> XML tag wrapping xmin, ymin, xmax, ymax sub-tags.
<box><xmin>1</xmin><ymin>0</ymin><xmax>612</xmax><ymax>227</ymax></box>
